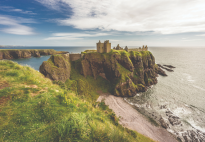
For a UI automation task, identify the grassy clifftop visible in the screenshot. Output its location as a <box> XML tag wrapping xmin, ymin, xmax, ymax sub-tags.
<box><xmin>0</xmin><ymin>49</ymin><xmax>68</xmax><ymax>59</ymax></box>
<box><xmin>0</xmin><ymin>60</ymin><xmax>154</xmax><ymax>142</ymax></box>
<box><xmin>79</xmin><ymin>50</ymin><xmax>158</xmax><ymax>97</ymax></box>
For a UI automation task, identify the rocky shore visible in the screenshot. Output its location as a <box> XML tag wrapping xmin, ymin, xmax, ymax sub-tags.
<box><xmin>125</xmin><ymin>94</ymin><xmax>205</xmax><ymax>142</ymax></box>
<box><xmin>97</xmin><ymin>92</ymin><xmax>178</xmax><ymax>142</ymax></box>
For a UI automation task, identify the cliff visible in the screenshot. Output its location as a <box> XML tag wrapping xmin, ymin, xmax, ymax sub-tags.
<box><xmin>0</xmin><ymin>49</ymin><xmax>68</xmax><ymax>60</ymax></box>
<box><xmin>39</xmin><ymin>54</ymin><xmax>71</xmax><ymax>82</ymax></box>
<box><xmin>40</xmin><ymin>50</ymin><xmax>163</xmax><ymax>97</ymax></box>
<box><xmin>79</xmin><ymin>50</ymin><xmax>159</xmax><ymax>97</ymax></box>
<box><xmin>0</xmin><ymin>60</ymin><xmax>154</xmax><ymax>142</ymax></box>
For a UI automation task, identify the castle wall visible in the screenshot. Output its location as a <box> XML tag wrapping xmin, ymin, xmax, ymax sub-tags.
<box><xmin>128</xmin><ymin>48</ymin><xmax>148</xmax><ymax>52</ymax></box>
<box><xmin>104</xmin><ymin>43</ymin><xmax>111</xmax><ymax>53</ymax></box>
<box><xmin>69</xmin><ymin>53</ymin><xmax>82</xmax><ymax>61</ymax></box>
<box><xmin>97</xmin><ymin>43</ymin><xmax>104</xmax><ymax>53</ymax></box>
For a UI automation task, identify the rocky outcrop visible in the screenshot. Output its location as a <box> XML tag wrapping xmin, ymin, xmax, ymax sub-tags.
<box><xmin>157</xmin><ymin>64</ymin><xmax>174</xmax><ymax>72</ymax></box>
<box><xmin>163</xmin><ymin>65</ymin><xmax>176</xmax><ymax>69</ymax></box>
<box><xmin>155</xmin><ymin>66</ymin><xmax>167</xmax><ymax>76</ymax></box>
<box><xmin>79</xmin><ymin>50</ymin><xmax>162</xmax><ymax>97</ymax></box>
<box><xmin>159</xmin><ymin>117</ymin><xmax>169</xmax><ymax>129</ymax></box>
<box><xmin>33</xmin><ymin>51</ymin><xmax>41</xmax><ymax>57</ymax></box>
<box><xmin>166</xmin><ymin>110</ymin><xmax>182</xmax><ymax>126</ymax></box>
<box><xmin>39</xmin><ymin>54</ymin><xmax>71</xmax><ymax>82</ymax></box>
<box><xmin>177</xmin><ymin>129</ymin><xmax>205</xmax><ymax>142</ymax></box>
<box><xmin>0</xmin><ymin>49</ymin><xmax>68</xmax><ymax>60</ymax></box>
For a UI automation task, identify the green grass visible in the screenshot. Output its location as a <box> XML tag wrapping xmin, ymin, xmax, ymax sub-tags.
<box><xmin>68</xmin><ymin>60</ymin><xmax>113</xmax><ymax>102</ymax></box>
<box><xmin>0</xmin><ymin>60</ymin><xmax>155</xmax><ymax>142</ymax></box>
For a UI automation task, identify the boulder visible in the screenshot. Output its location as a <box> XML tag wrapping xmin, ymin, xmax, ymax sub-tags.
<box><xmin>159</xmin><ymin>117</ymin><xmax>169</xmax><ymax>129</ymax></box>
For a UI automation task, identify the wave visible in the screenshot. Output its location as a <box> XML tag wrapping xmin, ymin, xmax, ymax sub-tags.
<box><xmin>187</xmin><ymin>119</ymin><xmax>205</xmax><ymax>133</ymax></box>
<box><xmin>183</xmin><ymin>73</ymin><xmax>195</xmax><ymax>82</ymax></box>
<box><xmin>192</xmin><ymin>85</ymin><xmax>205</xmax><ymax>92</ymax></box>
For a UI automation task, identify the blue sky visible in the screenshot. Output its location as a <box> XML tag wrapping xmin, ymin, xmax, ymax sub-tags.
<box><xmin>0</xmin><ymin>0</ymin><xmax>205</xmax><ymax>47</ymax></box>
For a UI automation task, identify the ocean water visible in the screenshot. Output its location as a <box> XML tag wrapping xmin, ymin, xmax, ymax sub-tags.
<box><xmin>2</xmin><ymin>46</ymin><xmax>205</xmax><ymax>134</ymax></box>
<box><xmin>125</xmin><ymin>47</ymin><xmax>205</xmax><ymax>135</ymax></box>
<box><xmin>1</xmin><ymin>46</ymin><xmax>95</xmax><ymax>70</ymax></box>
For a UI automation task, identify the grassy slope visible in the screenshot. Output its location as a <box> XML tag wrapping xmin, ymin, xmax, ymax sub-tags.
<box><xmin>0</xmin><ymin>60</ymin><xmax>155</xmax><ymax>142</ymax></box>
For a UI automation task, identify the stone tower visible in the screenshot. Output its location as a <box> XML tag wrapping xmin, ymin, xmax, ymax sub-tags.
<box><xmin>97</xmin><ymin>40</ymin><xmax>111</xmax><ymax>53</ymax></box>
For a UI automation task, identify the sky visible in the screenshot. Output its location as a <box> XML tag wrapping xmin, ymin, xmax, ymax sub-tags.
<box><xmin>0</xmin><ymin>0</ymin><xmax>205</xmax><ymax>47</ymax></box>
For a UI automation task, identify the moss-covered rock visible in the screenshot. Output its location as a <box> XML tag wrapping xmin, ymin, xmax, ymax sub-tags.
<box><xmin>79</xmin><ymin>50</ymin><xmax>159</xmax><ymax>97</ymax></box>
<box><xmin>39</xmin><ymin>54</ymin><xmax>71</xmax><ymax>82</ymax></box>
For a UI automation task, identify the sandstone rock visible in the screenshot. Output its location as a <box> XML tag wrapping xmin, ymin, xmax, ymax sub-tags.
<box><xmin>39</xmin><ymin>54</ymin><xmax>71</xmax><ymax>82</ymax></box>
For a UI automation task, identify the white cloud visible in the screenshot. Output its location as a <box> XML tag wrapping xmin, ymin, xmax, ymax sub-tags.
<box><xmin>0</xmin><ymin>15</ymin><xmax>35</xmax><ymax>35</ymax></box>
<box><xmin>182</xmin><ymin>39</ymin><xmax>202</xmax><ymax>41</ymax></box>
<box><xmin>0</xmin><ymin>6</ymin><xmax>36</xmax><ymax>15</ymax></box>
<box><xmin>44</xmin><ymin>32</ymin><xmax>110</xmax><ymax>40</ymax></box>
<box><xmin>36</xmin><ymin>0</ymin><xmax>205</xmax><ymax>34</ymax></box>
<box><xmin>196</xmin><ymin>34</ymin><xmax>205</xmax><ymax>36</ymax></box>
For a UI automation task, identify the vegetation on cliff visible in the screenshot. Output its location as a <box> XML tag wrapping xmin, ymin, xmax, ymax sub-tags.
<box><xmin>40</xmin><ymin>50</ymin><xmax>161</xmax><ymax>97</ymax></box>
<box><xmin>79</xmin><ymin>50</ymin><xmax>158</xmax><ymax>97</ymax></box>
<box><xmin>0</xmin><ymin>60</ymin><xmax>155</xmax><ymax>142</ymax></box>
<box><xmin>0</xmin><ymin>49</ymin><xmax>68</xmax><ymax>60</ymax></box>
<box><xmin>39</xmin><ymin>54</ymin><xmax>71</xmax><ymax>82</ymax></box>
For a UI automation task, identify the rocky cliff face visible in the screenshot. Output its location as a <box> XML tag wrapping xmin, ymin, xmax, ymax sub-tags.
<box><xmin>39</xmin><ymin>50</ymin><xmax>163</xmax><ymax>97</ymax></box>
<box><xmin>80</xmin><ymin>50</ymin><xmax>160</xmax><ymax>97</ymax></box>
<box><xmin>39</xmin><ymin>54</ymin><xmax>71</xmax><ymax>82</ymax></box>
<box><xmin>0</xmin><ymin>49</ymin><xmax>68</xmax><ymax>60</ymax></box>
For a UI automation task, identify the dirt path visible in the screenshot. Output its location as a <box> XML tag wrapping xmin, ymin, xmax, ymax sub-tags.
<box><xmin>97</xmin><ymin>92</ymin><xmax>177</xmax><ymax>142</ymax></box>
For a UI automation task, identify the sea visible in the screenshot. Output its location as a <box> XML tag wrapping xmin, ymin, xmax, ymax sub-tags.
<box><xmin>1</xmin><ymin>46</ymin><xmax>205</xmax><ymax>135</ymax></box>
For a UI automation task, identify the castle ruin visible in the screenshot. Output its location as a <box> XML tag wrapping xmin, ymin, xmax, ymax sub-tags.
<box><xmin>97</xmin><ymin>40</ymin><xmax>111</xmax><ymax>53</ymax></box>
<box><xmin>113</xmin><ymin>44</ymin><xmax>148</xmax><ymax>52</ymax></box>
<box><xmin>124</xmin><ymin>45</ymin><xmax>148</xmax><ymax>52</ymax></box>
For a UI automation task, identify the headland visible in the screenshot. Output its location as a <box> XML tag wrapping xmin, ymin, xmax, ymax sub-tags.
<box><xmin>0</xmin><ymin>41</ymin><xmax>179</xmax><ymax>142</ymax></box>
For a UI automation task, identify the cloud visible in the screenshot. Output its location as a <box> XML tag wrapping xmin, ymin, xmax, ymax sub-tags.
<box><xmin>0</xmin><ymin>6</ymin><xmax>36</xmax><ymax>15</ymax></box>
<box><xmin>35</xmin><ymin>0</ymin><xmax>66</xmax><ymax>11</ymax></box>
<box><xmin>182</xmin><ymin>39</ymin><xmax>202</xmax><ymax>41</ymax></box>
<box><xmin>196</xmin><ymin>34</ymin><xmax>205</xmax><ymax>36</ymax></box>
<box><xmin>0</xmin><ymin>15</ymin><xmax>35</xmax><ymax>35</ymax></box>
<box><xmin>44</xmin><ymin>32</ymin><xmax>110</xmax><ymax>40</ymax></box>
<box><xmin>36</xmin><ymin>0</ymin><xmax>205</xmax><ymax>34</ymax></box>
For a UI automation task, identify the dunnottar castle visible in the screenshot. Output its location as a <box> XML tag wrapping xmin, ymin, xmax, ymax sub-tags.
<box><xmin>69</xmin><ymin>40</ymin><xmax>148</xmax><ymax>61</ymax></box>
<box><xmin>97</xmin><ymin>40</ymin><xmax>148</xmax><ymax>53</ymax></box>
